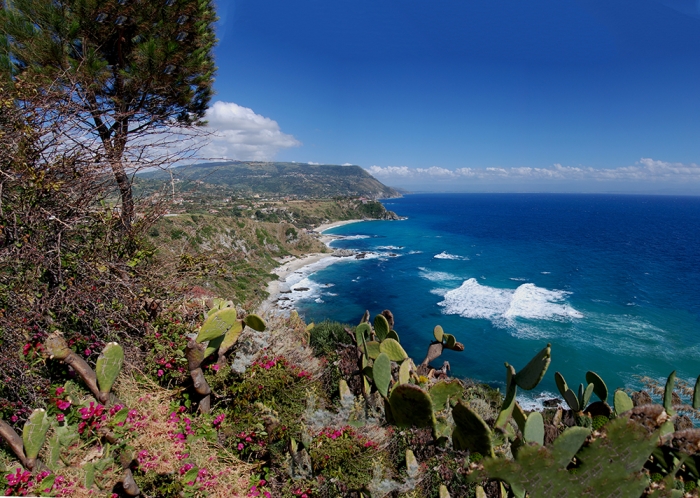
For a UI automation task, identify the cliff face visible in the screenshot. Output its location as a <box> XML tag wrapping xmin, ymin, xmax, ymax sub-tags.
<box><xmin>140</xmin><ymin>161</ymin><xmax>401</xmax><ymax>199</ymax></box>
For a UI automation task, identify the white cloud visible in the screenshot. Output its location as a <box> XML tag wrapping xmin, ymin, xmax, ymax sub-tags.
<box><xmin>366</xmin><ymin>158</ymin><xmax>700</xmax><ymax>184</ymax></box>
<box><xmin>308</xmin><ymin>161</ymin><xmax>320</xmax><ymax>165</ymax></box>
<box><xmin>202</xmin><ymin>101</ymin><xmax>301</xmax><ymax>161</ymax></box>
<box><xmin>342</xmin><ymin>162</ymin><xmax>353</xmax><ymax>166</ymax></box>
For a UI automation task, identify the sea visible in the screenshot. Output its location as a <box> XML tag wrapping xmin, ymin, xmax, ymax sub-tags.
<box><xmin>286</xmin><ymin>193</ymin><xmax>700</xmax><ymax>408</ymax></box>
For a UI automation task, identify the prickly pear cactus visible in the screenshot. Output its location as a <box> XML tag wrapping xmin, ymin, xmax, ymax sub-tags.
<box><xmin>196</xmin><ymin>307</ymin><xmax>239</xmax><ymax>343</ymax></box>
<box><xmin>244</xmin><ymin>313</ymin><xmax>266</xmax><ymax>332</ymax></box>
<box><xmin>585</xmin><ymin>371</ymin><xmax>608</xmax><ymax>404</ymax></box>
<box><xmin>452</xmin><ymin>400</ymin><xmax>494</xmax><ymax>457</ymax></box>
<box><xmin>481</xmin><ymin>417</ymin><xmax>659</xmax><ymax>497</ymax></box>
<box><xmin>433</xmin><ymin>325</ymin><xmax>444</xmax><ymax>342</ymax></box>
<box><xmin>388</xmin><ymin>384</ymin><xmax>435</xmax><ymax>428</ymax></box>
<box><xmin>523</xmin><ymin>411</ymin><xmax>544</xmax><ymax>446</ymax></box>
<box><xmin>614</xmin><ymin>390</ymin><xmax>634</xmax><ymax>415</ymax></box>
<box><xmin>379</xmin><ymin>338</ymin><xmax>408</xmax><ymax>361</ymax></box>
<box><xmin>514</xmin><ymin>344</ymin><xmax>551</xmax><ymax>390</ymax></box>
<box><xmin>429</xmin><ymin>379</ymin><xmax>463</xmax><ymax>412</ymax></box>
<box><xmin>374</xmin><ymin>314</ymin><xmax>390</xmax><ymax>341</ymax></box>
<box><xmin>373</xmin><ymin>353</ymin><xmax>392</xmax><ymax>398</ymax></box>
<box><xmin>95</xmin><ymin>342</ymin><xmax>124</xmax><ymax>394</ymax></box>
<box><xmin>22</xmin><ymin>409</ymin><xmax>50</xmax><ymax>461</ymax></box>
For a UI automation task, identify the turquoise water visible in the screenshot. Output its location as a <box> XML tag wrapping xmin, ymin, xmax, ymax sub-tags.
<box><xmin>291</xmin><ymin>194</ymin><xmax>700</xmax><ymax>407</ymax></box>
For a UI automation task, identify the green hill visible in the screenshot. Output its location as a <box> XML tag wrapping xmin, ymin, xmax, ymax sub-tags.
<box><xmin>140</xmin><ymin>161</ymin><xmax>401</xmax><ymax>199</ymax></box>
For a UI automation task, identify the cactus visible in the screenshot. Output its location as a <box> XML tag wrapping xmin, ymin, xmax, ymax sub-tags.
<box><xmin>429</xmin><ymin>379</ymin><xmax>463</xmax><ymax>412</ymax></box>
<box><xmin>398</xmin><ymin>359</ymin><xmax>411</xmax><ymax>385</ymax></box>
<box><xmin>433</xmin><ymin>325</ymin><xmax>444</xmax><ymax>342</ymax></box>
<box><xmin>693</xmin><ymin>375</ymin><xmax>700</xmax><ymax>410</ymax></box>
<box><xmin>523</xmin><ymin>411</ymin><xmax>544</xmax><ymax>446</ymax></box>
<box><xmin>405</xmin><ymin>449</ymin><xmax>419</xmax><ymax>478</ymax></box>
<box><xmin>356</xmin><ymin>323</ymin><xmax>371</xmax><ymax>343</ymax></box>
<box><xmin>244</xmin><ymin>313</ymin><xmax>266</xmax><ymax>332</ymax></box>
<box><xmin>439</xmin><ymin>485</ymin><xmax>451</xmax><ymax>498</ymax></box>
<box><xmin>585</xmin><ymin>371</ymin><xmax>608</xmax><ymax>404</ymax></box>
<box><xmin>373</xmin><ymin>353</ymin><xmax>392</xmax><ymax>398</ymax></box>
<box><xmin>614</xmin><ymin>390</ymin><xmax>634</xmax><ymax>415</ymax></box>
<box><xmin>95</xmin><ymin>343</ymin><xmax>124</xmax><ymax>396</ymax></box>
<box><xmin>379</xmin><ymin>338</ymin><xmax>408</xmax><ymax>361</ymax></box>
<box><xmin>362</xmin><ymin>340</ymin><xmax>382</xmax><ymax>359</ymax></box>
<box><xmin>196</xmin><ymin>307</ymin><xmax>239</xmax><ymax>343</ymax></box>
<box><xmin>664</xmin><ymin>370</ymin><xmax>677</xmax><ymax>415</ymax></box>
<box><xmin>481</xmin><ymin>417</ymin><xmax>659</xmax><ymax>497</ymax></box>
<box><xmin>22</xmin><ymin>409</ymin><xmax>50</xmax><ymax>467</ymax></box>
<box><xmin>514</xmin><ymin>344</ymin><xmax>551</xmax><ymax>390</ymax></box>
<box><xmin>389</xmin><ymin>384</ymin><xmax>435</xmax><ymax>428</ymax></box>
<box><xmin>374</xmin><ymin>314</ymin><xmax>390</xmax><ymax>341</ymax></box>
<box><xmin>555</xmin><ymin>371</ymin><xmax>607</xmax><ymax>417</ymax></box>
<box><xmin>387</xmin><ymin>330</ymin><xmax>400</xmax><ymax>341</ymax></box>
<box><xmin>452</xmin><ymin>400</ymin><xmax>494</xmax><ymax>457</ymax></box>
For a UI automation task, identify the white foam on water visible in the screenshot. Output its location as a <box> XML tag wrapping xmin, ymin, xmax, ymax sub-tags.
<box><xmin>541</xmin><ymin>271</ymin><xmax>551</xmax><ymax>274</ymax></box>
<box><xmin>418</xmin><ymin>267</ymin><xmax>462</xmax><ymax>282</ymax></box>
<box><xmin>430</xmin><ymin>288</ymin><xmax>450</xmax><ymax>297</ymax></box>
<box><xmin>510</xmin><ymin>277</ymin><xmax>528</xmax><ymax>282</ymax></box>
<box><xmin>339</xmin><ymin>234</ymin><xmax>372</xmax><ymax>240</ymax></box>
<box><xmin>438</xmin><ymin>278</ymin><xmax>582</xmax><ymax>325</ymax></box>
<box><xmin>377</xmin><ymin>245</ymin><xmax>403</xmax><ymax>250</ymax></box>
<box><xmin>315</xmin><ymin>298</ymin><xmax>324</xmax><ymax>303</ymax></box>
<box><xmin>434</xmin><ymin>251</ymin><xmax>469</xmax><ymax>261</ymax></box>
<box><xmin>407</xmin><ymin>250</ymin><xmax>423</xmax><ymax>255</ymax></box>
<box><xmin>517</xmin><ymin>391</ymin><xmax>561</xmax><ymax>412</ymax></box>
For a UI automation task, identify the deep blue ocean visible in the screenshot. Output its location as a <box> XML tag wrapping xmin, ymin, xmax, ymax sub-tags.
<box><xmin>290</xmin><ymin>194</ymin><xmax>700</xmax><ymax>407</ymax></box>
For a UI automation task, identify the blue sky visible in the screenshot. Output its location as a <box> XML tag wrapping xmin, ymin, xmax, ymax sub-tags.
<box><xmin>204</xmin><ymin>0</ymin><xmax>700</xmax><ymax>193</ymax></box>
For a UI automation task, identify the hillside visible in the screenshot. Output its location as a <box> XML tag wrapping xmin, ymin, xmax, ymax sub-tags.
<box><xmin>139</xmin><ymin>161</ymin><xmax>401</xmax><ymax>199</ymax></box>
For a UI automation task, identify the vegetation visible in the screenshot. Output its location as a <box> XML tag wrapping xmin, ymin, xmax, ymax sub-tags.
<box><xmin>1</xmin><ymin>0</ymin><xmax>218</xmax><ymax>229</ymax></box>
<box><xmin>139</xmin><ymin>162</ymin><xmax>402</xmax><ymax>200</ymax></box>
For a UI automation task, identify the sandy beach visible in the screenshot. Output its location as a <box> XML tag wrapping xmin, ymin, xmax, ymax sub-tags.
<box><xmin>257</xmin><ymin>219</ymin><xmax>365</xmax><ymax>314</ymax></box>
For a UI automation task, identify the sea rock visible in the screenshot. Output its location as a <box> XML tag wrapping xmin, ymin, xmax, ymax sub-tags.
<box><xmin>632</xmin><ymin>390</ymin><xmax>653</xmax><ymax>407</ymax></box>
<box><xmin>332</xmin><ymin>249</ymin><xmax>355</xmax><ymax>257</ymax></box>
<box><xmin>293</xmin><ymin>287</ymin><xmax>310</xmax><ymax>292</ymax></box>
<box><xmin>543</xmin><ymin>398</ymin><xmax>561</xmax><ymax>408</ymax></box>
<box><xmin>356</xmin><ymin>252</ymin><xmax>367</xmax><ymax>259</ymax></box>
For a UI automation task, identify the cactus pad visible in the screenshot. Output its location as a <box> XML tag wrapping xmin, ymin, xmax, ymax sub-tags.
<box><xmin>513</xmin><ymin>402</ymin><xmax>527</xmax><ymax>433</ymax></box>
<box><xmin>452</xmin><ymin>401</ymin><xmax>493</xmax><ymax>456</ymax></box>
<box><xmin>204</xmin><ymin>334</ymin><xmax>225</xmax><ymax>358</ymax></box>
<box><xmin>481</xmin><ymin>417</ymin><xmax>658</xmax><ymax>498</ymax></box>
<box><xmin>523</xmin><ymin>411</ymin><xmax>544</xmax><ymax>446</ymax></box>
<box><xmin>554</xmin><ymin>371</ymin><xmax>568</xmax><ymax>398</ymax></box>
<box><xmin>664</xmin><ymin>370</ymin><xmax>676</xmax><ymax>415</ymax></box>
<box><xmin>429</xmin><ymin>379</ymin><xmax>463</xmax><ymax>412</ymax></box>
<box><xmin>444</xmin><ymin>333</ymin><xmax>457</xmax><ymax>350</ymax></box>
<box><xmin>614</xmin><ymin>390</ymin><xmax>634</xmax><ymax>415</ymax></box>
<box><xmin>243</xmin><ymin>313</ymin><xmax>266</xmax><ymax>332</ymax></box>
<box><xmin>363</xmin><ymin>340</ymin><xmax>381</xmax><ymax>359</ymax></box>
<box><xmin>433</xmin><ymin>325</ymin><xmax>444</xmax><ymax>342</ymax></box>
<box><xmin>563</xmin><ymin>388</ymin><xmax>580</xmax><ymax>412</ymax></box>
<box><xmin>22</xmin><ymin>409</ymin><xmax>50</xmax><ymax>460</ymax></box>
<box><xmin>398</xmin><ymin>359</ymin><xmax>411</xmax><ymax>385</ymax></box>
<box><xmin>389</xmin><ymin>383</ymin><xmax>435</xmax><ymax>428</ymax></box>
<box><xmin>694</xmin><ymin>375</ymin><xmax>700</xmax><ymax>410</ymax></box>
<box><xmin>387</xmin><ymin>330</ymin><xmax>400</xmax><ymax>341</ymax></box>
<box><xmin>379</xmin><ymin>338</ymin><xmax>408</xmax><ymax>361</ymax></box>
<box><xmin>550</xmin><ymin>426</ymin><xmax>590</xmax><ymax>467</ymax></box>
<box><xmin>374</xmin><ymin>314</ymin><xmax>390</xmax><ymax>341</ymax></box>
<box><xmin>495</xmin><ymin>380</ymin><xmax>517</xmax><ymax>430</ymax></box>
<box><xmin>356</xmin><ymin>323</ymin><xmax>371</xmax><ymax>342</ymax></box>
<box><xmin>405</xmin><ymin>449</ymin><xmax>419</xmax><ymax>478</ymax></box>
<box><xmin>95</xmin><ymin>342</ymin><xmax>124</xmax><ymax>394</ymax></box>
<box><xmin>373</xmin><ymin>353</ymin><xmax>392</xmax><ymax>398</ymax></box>
<box><xmin>581</xmin><ymin>382</ymin><xmax>594</xmax><ymax>409</ymax></box>
<box><xmin>585</xmin><ymin>371</ymin><xmax>608</xmax><ymax>404</ymax></box>
<box><xmin>218</xmin><ymin>319</ymin><xmax>244</xmax><ymax>353</ymax></box>
<box><xmin>514</xmin><ymin>344</ymin><xmax>551</xmax><ymax>390</ymax></box>
<box><xmin>44</xmin><ymin>333</ymin><xmax>72</xmax><ymax>360</ymax></box>
<box><xmin>196</xmin><ymin>308</ymin><xmax>238</xmax><ymax>343</ymax></box>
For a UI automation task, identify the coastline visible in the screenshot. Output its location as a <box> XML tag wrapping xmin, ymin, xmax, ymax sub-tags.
<box><xmin>257</xmin><ymin>219</ymin><xmax>365</xmax><ymax>314</ymax></box>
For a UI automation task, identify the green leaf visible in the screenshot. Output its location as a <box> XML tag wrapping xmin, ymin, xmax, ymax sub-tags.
<box><xmin>379</xmin><ymin>338</ymin><xmax>408</xmax><ymax>361</ymax></box>
<box><xmin>196</xmin><ymin>308</ymin><xmax>238</xmax><ymax>343</ymax></box>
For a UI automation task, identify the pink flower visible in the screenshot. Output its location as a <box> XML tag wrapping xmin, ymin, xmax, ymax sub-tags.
<box><xmin>55</xmin><ymin>387</ymin><xmax>65</xmax><ymax>396</ymax></box>
<box><xmin>56</xmin><ymin>413</ymin><xmax>65</xmax><ymax>422</ymax></box>
<box><xmin>56</xmin><ymin>399</ymin><xmax>71</xmax><ymax>410</ymax></box>
<box><xmin>211</xmin><ymin>364</ymin><xmax>220</xmax><ymax>372</ymax></box>
<box><xmin>10</xmin><ymin>415</ymin><xmax>18</xmax><ymax>423</ymax></box>
<box><xmin>84</xmin><ymin>349</ymin><xmax>91</xmax><ymax>356</ymax></box>
<box><xmin>157</xmin><ymin>369</ymin><xmax>164</xmax><ymax>377</ymax></box>
<box><xmin>237</xmin><ymin>443</ymin><xmax>244</xmax><ymax>450</ymax></box>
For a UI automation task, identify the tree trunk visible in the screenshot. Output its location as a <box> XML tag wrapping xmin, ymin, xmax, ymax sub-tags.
<box><xmin>111</xmin><ymin>160</ymin><xmax>133</xmax><ymax>231</ymax></box>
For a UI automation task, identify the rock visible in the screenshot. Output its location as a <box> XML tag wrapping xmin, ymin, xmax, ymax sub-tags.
<box><xmin>675</xmin><ymin>415</ymin><xmax>694</xmax><ymax>431</ymax></box>
<box><xmin>632</xmin><ymin>390</ymin><xmax>653</xmax><ymax>407</ymax></box>
<box><xmin>543</xmin><ymin>398</ymin><xmax>561</xmax><ymax>408</ymax></box>
<box><xmin>332</xmin><ymin>249</ymin><xmax>355</xmax><ymax>257</ymax></box>
<box><xmin>293</xmin><ymin>287</ymin><xmax>309</xmax><ymax>292</ymax></box>
<box><xmin>355</xmin><ymin>252</ymin><xmax>367</xmax><ymax>259</ymax></box>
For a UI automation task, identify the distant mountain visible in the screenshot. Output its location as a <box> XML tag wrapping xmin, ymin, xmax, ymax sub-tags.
<box><xmin>140</xmin><ymin>161</ymin><xmax>401</xmax><ymax>199</ymax></box>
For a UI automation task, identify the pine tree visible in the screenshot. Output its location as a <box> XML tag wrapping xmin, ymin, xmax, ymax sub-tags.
<box><xmin>0</xmin><ymin>0</ymin><xmax>217</xmax><ymax>229</ymax></box>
